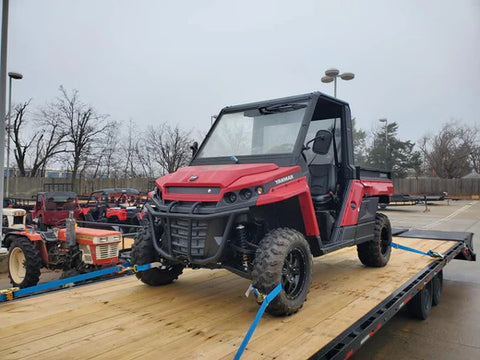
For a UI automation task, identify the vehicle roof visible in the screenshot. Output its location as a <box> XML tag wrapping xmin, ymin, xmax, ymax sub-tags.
<box><xmin>91</xmin><ymin>188</ymin><xmax>140</xmax><ymax>195</ymax></box>
<box><xmin>39</xmin><ymin>191</ymin><xmax>78</xmax><ymax>198</ymax></box>
<box><xmin>220</xmin><ymin>91</ymin><xmax>348</xmax><ymax>113</ymax></box>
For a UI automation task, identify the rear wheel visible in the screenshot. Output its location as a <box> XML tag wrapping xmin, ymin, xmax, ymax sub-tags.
<box><xmin>252</xmin><ymin>228</ymin><xmax>313</xmax><ymax>316</ymax></box>
<box><xmin>432</xmin><ymin>271</ymin><xmax>443</xmax><ymax>306</ymax></box>
<box><xmin>357</xmin><ymin>213</ymin><xmax>392</xmax><ymax>267</ymax></box>
<box><xmin>8</xmin><ymin>236</ymin><xmax>42</xmax><ymax>288</ymax></box>
<box><xmin>131</xmin><ymin>221</ymin><xmax>183</xmax><ymax>286</ymax></box>
<box><xmin>408</xmin><ymin>280</ymin><xmax>433</xmax><ymax>320</ymax></box>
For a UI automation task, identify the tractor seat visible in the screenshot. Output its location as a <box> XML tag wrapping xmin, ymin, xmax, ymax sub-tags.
<box><xmin>309</xmin><ymin>164</ymin><xmax>337</xmax><ymax>206</ymax></box>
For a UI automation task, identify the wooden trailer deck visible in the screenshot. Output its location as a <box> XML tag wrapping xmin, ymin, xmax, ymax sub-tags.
<box><xmin>0</xmin><ymin>237</ymin><xmax>456</xmax><ymax>360</ymax></box>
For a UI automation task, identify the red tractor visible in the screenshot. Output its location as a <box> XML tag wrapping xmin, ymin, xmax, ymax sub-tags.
<box><xmin>4</xmin><ymin>213</ymin><xmax>123</xmax><ymax>288</ymax></box>
<box><xmin>131</xmin><ymin>92</ymin><xmax>394</xmax><ymax>316</ymax></box>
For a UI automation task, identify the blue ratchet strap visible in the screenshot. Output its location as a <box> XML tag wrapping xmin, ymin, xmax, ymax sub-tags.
<box><xmin>1</xmin><ymin>262</ymin><xmax>133</xmax><ymax>302</ymax></box>
<box><xmin>391</xmin><ymin>242</ymin><xmax>444</xmax><ymax>259</ymax></box>
<box><xmin>234</xmin><ymin>283</ymin><xmax>283</xmax><ymax>360</ymax></box>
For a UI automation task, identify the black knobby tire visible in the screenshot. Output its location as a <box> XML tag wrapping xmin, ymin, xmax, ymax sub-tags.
<box><xmin>408</xmin><ymin>280</ymin><xmax>433</xmax><ymax>320</ymax></box>
<box><xmin>357</xmin><ymin>213</ymin><xmax>392</xmax><ymax>267</ymax></box>
<box><xmin>432</xmin><ymin>271</ymin><xmax>443</xmax><ymax>306</ymax></box>
<box><xmin>130</xmin><ymin>223</ymin><xmax>183</xmax><ymax>286</ymax></box>
<box><xmin>252</xmin><ymin>228</ymin><xmax>313</xmax><ymax>316</ymax></box>
<box><xmin>8</xmin><ymin>236</ymin><xmax>42</xmax><ymax>288</ymax></box>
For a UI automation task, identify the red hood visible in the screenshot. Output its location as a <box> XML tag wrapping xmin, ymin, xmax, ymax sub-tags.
<box><xmin>156</xmin><ymin>163</ymin><xmax>301</xmax><ymax>202</ymax></box>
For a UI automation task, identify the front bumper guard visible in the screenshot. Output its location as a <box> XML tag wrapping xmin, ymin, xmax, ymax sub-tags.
<box><xmin>145</xmin><ymin>201</ymin><xmax>249</xmax><ymax>265</ymax></box>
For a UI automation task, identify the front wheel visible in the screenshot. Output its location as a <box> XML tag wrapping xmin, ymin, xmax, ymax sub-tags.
<box><xmin>252</xmin><ymin>228</ymin><xmax>313</xmax><ymax>316</ymax></box>
<box><xmin>357</xmin><ymin>213</ymin><xmax>392</xmax><ymax>267</ymax></box>
<box><xmin>8</xmin><ymin>236</ymin><xmax>42</xmax><ymax>288</ymax></box>
<box><xmin>131</xmin><ymin>221</ymin><xmax>183</xmax><ymax>286</ymax></box>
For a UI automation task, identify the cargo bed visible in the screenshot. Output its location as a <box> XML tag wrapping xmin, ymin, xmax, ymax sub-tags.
<box><xmin>0</xmin><ymin>231</ymin><xmax>474</xmax><ymax>360</ymax></box>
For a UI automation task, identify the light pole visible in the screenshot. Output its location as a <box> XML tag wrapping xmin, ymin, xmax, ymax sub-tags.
<box><xmin>321</xmin><ymin>68</ymin><xmax>355</xmax><ymax>97</ymax></box>
<box><xmin>379</xmin><ymin>118</ymin><xmax>388</xmax><ymax>169</ymax></box>
<box><xmin>6</xmin><ymin>71</ymin><xmax>23</xmax><ymax>198</ymax></box>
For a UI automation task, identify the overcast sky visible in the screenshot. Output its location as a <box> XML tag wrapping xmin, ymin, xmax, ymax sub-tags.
<box><xmin>5</xmin><ymin>0</ymin><xmax>480</xmax><ymax>143</ymax></box>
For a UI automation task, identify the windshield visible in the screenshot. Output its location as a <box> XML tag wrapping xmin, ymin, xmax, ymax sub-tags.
<box><xmin>197</xmin><ymin>102</ymin><xmax>308</xmax><ymax>158</ymax></box>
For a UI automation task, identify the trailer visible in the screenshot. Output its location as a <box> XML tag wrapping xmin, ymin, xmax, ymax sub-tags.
<box><xmin>0</xmin><ymin>229</ymin><xmax>474</xmax><ymax>359</ymax></box>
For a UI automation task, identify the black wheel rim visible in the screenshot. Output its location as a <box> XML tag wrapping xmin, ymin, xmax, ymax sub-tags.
<box><xmin>380</xmin><ymin>227</ymin><xmax>390</xmax><ymax>255</ymax></box>
<box><xmin>281</xmin><ymin>247</ymin><xmax>306</xmax><ymax>299</ymax></box>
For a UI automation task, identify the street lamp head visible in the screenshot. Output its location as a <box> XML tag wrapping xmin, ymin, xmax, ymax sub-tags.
<box><xmin>325</xmin><ymin>68</ymin><xmax>339</xmax><ymax>77</ymax></box>
<box><xmin>379</xmin><ymin>118</ymin><xmax>387</xmax><ymax>123</ymax></box>
<box><xmin>8</xmin><ymin>72</ymin><xmax>23</xmax><ymax>80</ymax></box>
<box><xmin>321</xmin><ymin>76</ymin><xmax>334</xmax><ymax>83</ymax></box>
<box><xmin>340</xmin><ymin>72</ymin><xmax>355</xmax><ymax>80</ymax></box>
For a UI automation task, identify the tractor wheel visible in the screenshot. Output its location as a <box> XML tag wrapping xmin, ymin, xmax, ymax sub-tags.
<box><xmin>37</xmin><ymin>216</ymin><xmax>47</xmax><ymax>231</ymax></box>
<box><xmin>131</xmin><ymin>223</ymin><xmax>183</xmax><ymax>286</ymax></box>
<box><xmin>408</xmin><ymin>280</ymin><xmax>433</xmax><ymax>320</ymax></box>
<box><xmin>8</xmin><ymin>236</ymin><xmax>42</xmax><ymax>288</ymax></box>
<box><xmin>252</xmin><ymin>228</ymin><xmax>313</xmax><ymax>316</ymax></box>
<box><xmin>432</xmin><ymin>271</ymin><xmax>443</xmax><ymax>306</ymax></box>
<box><xmin>357</xmin><ymin>213</ymin><xmax>392</xmax><ymax>267</ymax></box>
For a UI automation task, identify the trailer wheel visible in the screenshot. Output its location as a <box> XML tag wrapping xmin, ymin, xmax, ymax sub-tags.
<box><xmin>252</xmin><ymin>228</ymin><xmax>313</xmax><ymax>316</ymax></box>
<box><xmin>8</xmin><ymin>236</ymin><xmax>42</xmax><ymax>288</ymax></box>
<box><xmin>131</xmin><ymin>224</ymin><xmax>183</xmax><ymax>286</ymax></box>
<box><xmin>408</xmin><ymin>280</ymin><xmax>433</xmax><ymax>320</ymax></box>
<box><xmin>357</xmin><ymin>213</ymin><xmax>392</xmax><ymax>267</ymax></box>
<box><xmin>432</xmin><ymin>271</ymin><xmax>443</xmax><ymax>306</ymax></box>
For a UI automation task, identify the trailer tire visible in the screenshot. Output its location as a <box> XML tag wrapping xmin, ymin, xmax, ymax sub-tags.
<box><xmin>408</xmin><ymin>280</ymin><xmax>433</xmax><ymax>320</ymax></box>
<box><xmin>252</xmin><ymin>228</ymin><xmax>313</xmax><ymax>316</ymax></box>
<box><xmin>432</xmin><ymin>271</ymin><xmax>443</xmax><ymax>306</ymax></box>
<box><xmin>8</xmin><ymin>236</ymin><xmax>42</xmax><ymax>288</ymax></box>
<box><xmin>131</xmin><ymin>224</ymin><xmax>183</xmax><ymax>286</ymax></box>
<box><xmin>357</xmin><ymin>213</ymin><xmax>392</xmax><ymax>267</ymax></box>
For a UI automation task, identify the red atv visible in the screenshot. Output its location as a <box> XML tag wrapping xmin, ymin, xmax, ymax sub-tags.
<box><xmin>31</xmin><ymin>191</ymin><xmax>82</xmax><ymax>230</ymax></box>
<box><xmin>79</xmin><ymin>188</ymin><xmax>142</xmax><ymax>232</ymax></box>
<box><xmin>132</xmin><ymin>92</ymin><xmax>394</xmax><ymax>316</ymax></box>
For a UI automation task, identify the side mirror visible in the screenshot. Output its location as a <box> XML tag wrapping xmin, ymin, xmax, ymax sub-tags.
<box><xmin>312</xmin><ymin>130</ymin><xmax>333</xmax><ymax>155</ymax></box>
<box><xmin>190</xmin><ymin>141</ymin><xmax>199</xmax><ymax>158</ymax></box>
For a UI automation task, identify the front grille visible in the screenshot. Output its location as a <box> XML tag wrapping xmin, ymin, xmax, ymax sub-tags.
<box><xmin>13</xmin><ymin>216</ymin><xmax>24</xmax><ymax>225</ymax></box>
<box><xmin>169</xmin><ymin>218</ymin><xmax>208</xmax><ymax>257</ymax></box>
<box><xmin>96</xmin><ymin>243</ymin><xmax>119</xmax><ymax>260</ymax></box>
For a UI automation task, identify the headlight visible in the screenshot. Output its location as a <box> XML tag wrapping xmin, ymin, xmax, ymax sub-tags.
<box><xmin>240</xmin><ymin>189</ymin><xmax>252</xmax><ymax>200</ymax></box>
<box><xmin>224</xmin><ymin>192</ymin><xmax>237</xmax><ymax>203</ymax></box>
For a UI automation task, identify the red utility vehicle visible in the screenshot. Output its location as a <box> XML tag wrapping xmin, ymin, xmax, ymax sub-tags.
<box><xmin>79</xmin><ymin>188</ymin><xmax>142</xmax><ymax>228</ymax></box>
<box><xmin>132</xmin><ymin>92</ymin><xmax>394</xmax><ymax>316</ymax></box>
<box><xmin>32</xmin><ymin>191</ymin><xmax>82</xmax><ymax>230</ymax></box>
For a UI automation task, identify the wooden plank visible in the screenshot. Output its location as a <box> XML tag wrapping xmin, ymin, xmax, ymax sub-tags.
<box><xmin>0</xmin><ymin>238</ymin><xmax>455</xmax><ymax>360</ymax></box>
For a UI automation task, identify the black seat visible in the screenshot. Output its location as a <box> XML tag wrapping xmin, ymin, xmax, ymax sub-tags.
<box><xmin>309</xmin><ymin>164</ymin><xmax>337</xmax><ymax>205</ymax></box>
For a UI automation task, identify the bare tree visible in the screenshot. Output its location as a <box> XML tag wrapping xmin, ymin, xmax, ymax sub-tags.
<box><xmin>54</xmin><ymin>86</ymin><xmax>113</xmax><ymax>190</ymax></box>
<box><xmin>89</xmin><ymin>120</ymin><xmax>122</xmax><ymax>178</ymax></box>
<box><xmin>145</xmin><ymin>123</ymin><xmax>193</xmax><ymax>175</ymax></box>
<box><xmin>11</xmin><ymin>100</ymin><xmax>68</xmax><ymax>177</ymax></box>
<box><xmin>421</xmin><ymin>121</ymin><xmax>478</xmax><ymax>178</ymax></box>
